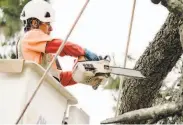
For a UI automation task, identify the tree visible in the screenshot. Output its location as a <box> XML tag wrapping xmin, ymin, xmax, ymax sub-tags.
<box><xmin>0</xmin><ymin>0</ymin><xmax>28</xmax><ymax>39</ymax></box>
<box><xmin>118</xmin><ymin>0</ymin><xmax>183</xmax><ymax>118</ymax></box>
<box><xmin>101</xmin><ymin>56</ymin><xmax>183</xmax><ymax>124</ymax></box>
<box><xmin>0</xmin><ymin>0</ymin><xmax>30</xmax><ymax>59</ymax></box>
<box><xmin>101</xmin><ymin>0</ymin><xmax>183</xmax><ymax>124</ymax></box>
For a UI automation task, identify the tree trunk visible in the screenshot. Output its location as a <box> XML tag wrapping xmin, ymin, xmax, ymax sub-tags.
<box><xmin>118</xmin><ymin>13</ymin><xmax>183</xmax><ymax>120</ymax></box>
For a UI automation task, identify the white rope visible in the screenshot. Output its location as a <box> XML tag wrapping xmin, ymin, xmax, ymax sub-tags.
<box><xmin>115</xmin><ymin>0</ymin><xmax>137</xmax><ymax>117</ymax></box>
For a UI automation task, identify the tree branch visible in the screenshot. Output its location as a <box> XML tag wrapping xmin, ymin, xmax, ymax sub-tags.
<box><xmin>101</xmin><ymin>102</ymin><xmax>183</xmax><ymax>124</ymax></box>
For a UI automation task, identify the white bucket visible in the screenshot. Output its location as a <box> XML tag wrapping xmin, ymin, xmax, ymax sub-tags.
<box><xmin>0</xmin><ymin>59</ymin><xmax>80</xmax><ymax>124</ymax></box>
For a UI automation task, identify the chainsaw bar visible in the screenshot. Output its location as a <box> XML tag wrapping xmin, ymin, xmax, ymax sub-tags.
<box><xmin>109</xmin><ymin>66</ymin><xmax>145</xmax><ymax>78</ymax></box>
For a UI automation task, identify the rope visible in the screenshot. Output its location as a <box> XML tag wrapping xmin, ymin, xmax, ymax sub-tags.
<box><xmin>15</xmin><ymin>0</ymin><xmax>90</xmax><ymax>124</ymax></box>
<box><xmin>115</xmin><ymin>0</ymin><xmax>137</xmax><ymax>117</ymax></box>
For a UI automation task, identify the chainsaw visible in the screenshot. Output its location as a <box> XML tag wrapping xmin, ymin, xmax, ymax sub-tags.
<box><xmin>72</xmin><ymin>55</ymin><xmax>145</xmax><ymax>90</ymax></box>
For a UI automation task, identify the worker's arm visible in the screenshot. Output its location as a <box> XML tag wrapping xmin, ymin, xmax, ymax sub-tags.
<box><xmin>45</xmin><ymin>39</ymin><xmax>100</xmax><ymax>60</ymax></box>
<box><xmin>45</xmin><ymin>39</ymin><xmax>85</xmax><ymax>57</ymax></box>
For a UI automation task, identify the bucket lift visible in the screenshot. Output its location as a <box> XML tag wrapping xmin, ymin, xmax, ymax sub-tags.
<box><xmin>0</xmin><ymin>59</ymin><xmax>89</xmax><ymax>124</ymax></box>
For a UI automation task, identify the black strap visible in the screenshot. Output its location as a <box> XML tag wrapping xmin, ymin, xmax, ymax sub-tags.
<box><xmin>53</xmin><ymin>76</ymin><xmax>60</xmax><ymax>82</ymax></box>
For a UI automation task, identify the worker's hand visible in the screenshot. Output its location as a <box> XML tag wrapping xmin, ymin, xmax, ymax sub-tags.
<box><xmin>84</xmin><ymin>48</ymin><xmax>100</xmax><ymax>61</ymax></box>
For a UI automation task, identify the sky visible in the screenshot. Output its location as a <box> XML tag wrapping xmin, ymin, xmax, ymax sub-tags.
<box><xmin>49</xmin><ymin>0</ymin><xmax>170</xmax><ymax>124</ymax></box>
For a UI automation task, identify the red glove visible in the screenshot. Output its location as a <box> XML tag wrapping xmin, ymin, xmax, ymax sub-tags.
<box><xmin>60</xmin><ymin>71</ymin><xmax>77</xmax><ymax>86</ymax></box>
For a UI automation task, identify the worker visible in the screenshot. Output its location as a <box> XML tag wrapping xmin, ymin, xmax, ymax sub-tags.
<box><xmin>17</xmin><ymin>0</ymin><xmax>100</xmax><ymax>87</ymax></box>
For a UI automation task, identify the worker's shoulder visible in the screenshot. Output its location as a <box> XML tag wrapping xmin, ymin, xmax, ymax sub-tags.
<box><xmin>22</xmin><ymin>29</ymin><xmax>53</xmax><ymax>43</ymax></box>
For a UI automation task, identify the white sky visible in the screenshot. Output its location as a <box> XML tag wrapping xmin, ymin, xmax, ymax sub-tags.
<box><xmin>49</xmin><ymin>0</ymin><xmax>170</xmax><ymax>124</ymax></box>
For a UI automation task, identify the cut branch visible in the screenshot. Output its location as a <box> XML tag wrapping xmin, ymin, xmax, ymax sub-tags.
<box><xmin>101</xmin><ymin>102</ymin><xmax>183</xmax><ymax>124</ymax></box>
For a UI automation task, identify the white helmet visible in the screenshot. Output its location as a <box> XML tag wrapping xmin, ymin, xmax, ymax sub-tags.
<box><xmin>20</xmin><ymin>0</ymin><xmax>55</xmax><ymax>23</ymax></box>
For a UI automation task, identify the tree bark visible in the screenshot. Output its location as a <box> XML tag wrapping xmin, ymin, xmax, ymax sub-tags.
<box><xmin>118</xmin><ymin>12</ymin><xmax>183</xmax><ymax>122</ymax></box>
